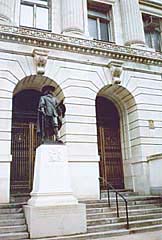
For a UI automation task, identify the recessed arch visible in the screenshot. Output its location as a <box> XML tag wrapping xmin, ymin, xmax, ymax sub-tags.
<box><xmin>11</xmin><ymin>75</ymin><xmax>65</xmax><ymax>194</ymax></box>
<box><xmin>13</xmin><ymin>75</ymin><xmax>65</xmax><ymax>101</ymax></box>
<box><xmin>96</xmin><ymin>84</ymin><xmax>138</xmax><ymax>190</ymax></box>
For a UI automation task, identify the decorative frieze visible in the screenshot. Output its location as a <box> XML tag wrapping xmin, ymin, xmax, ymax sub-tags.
<box><xmin>0</xmin><ymin>25</ymin><xmax>162</xmax><ymax>66</ymax></box>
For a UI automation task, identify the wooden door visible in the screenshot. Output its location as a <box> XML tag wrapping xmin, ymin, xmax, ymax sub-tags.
<box><xmin>96</xmin><ymin>96</ymin><xmax>124</xmax><ymax>189</ymax></box>
<box><xmin>11</xmin><ymin>122</ymin><xmax>38</xmax><ymax>193</ymax></box>
<box><xmin>98</xmin><ymin>126</ymin><xmax>124</xmax><ymax>189</ymax></box>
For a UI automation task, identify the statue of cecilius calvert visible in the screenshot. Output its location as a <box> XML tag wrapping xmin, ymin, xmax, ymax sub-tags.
<box><xmin>37</xmin><ymin>85</ymin><xmax>66</xmax><ymax>143</ymax></box>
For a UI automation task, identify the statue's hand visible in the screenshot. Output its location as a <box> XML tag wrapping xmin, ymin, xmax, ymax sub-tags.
<box><xmin>42</xmin><ymin>110</ymin><xmax>46</xmax><ymax>115</ymax></box>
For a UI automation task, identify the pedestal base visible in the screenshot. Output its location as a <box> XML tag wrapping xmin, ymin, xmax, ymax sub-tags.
<box><xmin>24</xmin><ymin>203</ymin><xmax>86</xmax><ymax>238</ymax></box>
<box><xmin>24</xmin><ymin>144</ymin><xmax>87</xmax><ymax>238</ymax></box>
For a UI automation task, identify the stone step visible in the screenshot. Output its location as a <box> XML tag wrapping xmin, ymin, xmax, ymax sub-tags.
<box><xmin>0</xmin><ymin>225</ymin><xmax>27</xmax><ymax>234</ymax></box>
<box><xmin>10</xmin><ymin>194</ymin><xmax>30</xmax><ymax>204</ymax></box>
<box><xmin>87</xmin><ymin>218</ymin><xmax>162</xmax><ymax>233</ymax></box>
<box><xmin>101</xmin><ymin>189</ymin><xmax>134</xmax><ymax>194</ymax></box>
<box><xmin>0</xmin><ymin>203</ymin><xmax>24</xmax><ymax>215</ymax></box>
<box><xmin>85</xmin><ymin>199</ymin><xmax>162</xmax><ymax>208</ymax></box>
<box><xmin>104</xmin><ymin>197</ymin><xmax>162</xmax><ymax>204</ymax></box>
<box><xmin>0</xmin><ymin>213</ymin><xmax>24</xmax><ymax>220</ymax></box>
<box><xmin>85</xmin><ymin>195</ymin><xmax>161</xmax><ymax>203</ymax></box>
<box><xmin>101</xmin><ymin>192</ymin><xmax>142</xmax><ymax>198</ymax></box>
<box><xmin>0</xmin><ymin>232</ymin><xmax>29</xmax><ymax>240</ymax></box>
<box><xmin>32</xmin><ymin>224</ymin><xmax>162</xmax><ymax>240</ymax></box>
<box><xmin>86</xmin><ymin>199</ymin><xmax>161</xmax><ymax>208</ymax></box>
<box><xmin>0</xmin><ymin>208</ymin><xmax>23</xmax><ymax>214</ymax></box>
<box><xmin>0</xmin><ymin>203</ymin><xmax>25</xmax><ymax>209</ymax></box>
<box><xmin>87</xmin><ymin>212</ymin><xmax>162</xmax><ymax>226</ymax></box>
<box><xmin>0</xmin><ymin>218</ymin><xmax>26</xmax><ymax>226</ymax></box>
<box><xmin>86</xmin><ymin>203</ymin><xmax>162</xmax><ymax>214</ymax></box>
<box><xmin>87</xmin><ymin>207</ymin><xmax>162</xmax><ymax>219</ymax></box>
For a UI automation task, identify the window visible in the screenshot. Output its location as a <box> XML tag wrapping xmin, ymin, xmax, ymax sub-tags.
<box><xmin>143</xmin><ymin>14</ymin><xmax>162</xmax><ymax>52</ymax></box>
<box><xmin>20</xmin><ymin>0</ymin><xmax>50</xmax><ymax>30</ymax></box>
<box><xmin>88</xmin><ymin>2</ymin><xmax>113</xmax><ymax>42</ymax></box>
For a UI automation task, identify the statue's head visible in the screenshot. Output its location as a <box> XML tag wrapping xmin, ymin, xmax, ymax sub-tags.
<box><xmin>41</xmin><ymin>85</ymin><xmax>56</xmax><ymax>95</ymax></box>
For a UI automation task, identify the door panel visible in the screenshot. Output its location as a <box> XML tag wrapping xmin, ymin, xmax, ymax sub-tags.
<box><xmin>11</xmin><ymin>123</ymin><xmax>38</xmax><ymax>193</ymax></box>
<box><xmin>98</xmin><ymin>126</ymin><xmax>124</xmax><ymax>189</ymax></box>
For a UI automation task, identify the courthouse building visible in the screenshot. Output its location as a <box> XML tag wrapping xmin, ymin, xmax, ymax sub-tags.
<box><xmin>0</xmin><ymin>0</ymin><xmax>162</xmax><ymax>204</ymax></box>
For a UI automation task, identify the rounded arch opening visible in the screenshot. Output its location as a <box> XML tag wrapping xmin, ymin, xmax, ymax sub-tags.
<box><xmin>11</xmin><ymin>75</ymin><xmax>65</xmax><ymax>194</ymax></box>
<box><xmin>96</xmin><ymin>85</ymin><xmax>137</xmax><ymax>190</ymax></box>
<box><xmin>96</xmin><ymin>96</ymin><xmax>124</xmax><ymax>189</ymax></box>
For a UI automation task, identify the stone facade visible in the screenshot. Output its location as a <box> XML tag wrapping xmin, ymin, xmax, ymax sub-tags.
<box><xmin>0</xmin><ymin>0</ymin><xmax>162</xmax><ymax>204</ymax></box>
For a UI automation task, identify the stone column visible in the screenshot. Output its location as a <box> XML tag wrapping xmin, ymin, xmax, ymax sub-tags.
<box><xmin>61</xmin><ymin>0</ymin><xmax>87</xmax><ymax>36</ymax></box>
<box><xmin>120</xmin><ymin>0</ymin><xmax>145</xmax><ymax>46</ymax></box>
<box><xmin>0</xmin><ymin>0</ymin><xmax>15</xmax><ymax>24</ymax></box>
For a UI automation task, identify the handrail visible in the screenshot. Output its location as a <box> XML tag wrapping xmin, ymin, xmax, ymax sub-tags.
<box><xmin>99</xmin><ymin>177</ymin><xmax>129</xmax><ymax>229</ymax></box>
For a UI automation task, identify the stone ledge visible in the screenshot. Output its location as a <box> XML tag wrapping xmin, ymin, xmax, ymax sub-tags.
<box><xmin>0</xmin><ymin>25</ymin><xmax>162</xmax><ymax>66</ymax></box>
<box><xmin>147</xmin><ymin>153</ymin><xmax>162</xmax><ymax>161</ymax></box>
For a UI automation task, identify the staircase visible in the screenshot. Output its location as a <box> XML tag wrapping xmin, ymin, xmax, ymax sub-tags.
<box><xmin>0</xmin><ymin>191</ymin><xmax>162</xmax><ymax>240</ymax></box>
<box><xmin>43</xmin><ymin>190</ymin><xmax>162</xmax><ymax>240</ymax></box>
<box><xmin>0</xmin><ymin>202</ymin><xmax>29</xmax><ymax>240</ymax></box>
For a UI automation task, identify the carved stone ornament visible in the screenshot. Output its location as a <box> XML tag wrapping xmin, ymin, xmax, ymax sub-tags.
<box><xmin>33</xmin><ymin>49</ymin><xmax>49</xmax><ymax>75</ymax></box>
<box><xmin>108</xmin><ymin>61</ymin><xmax>123</xmax><ymax>85</ymax></box>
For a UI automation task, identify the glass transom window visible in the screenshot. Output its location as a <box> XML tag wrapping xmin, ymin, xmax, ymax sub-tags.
<box><xmin>88</xmin><ymin>2</ymin><xmax>113</xmax><ymax>42</ymax></box>
<box><xmin>20</xmin><ymin>0</ymin><xmax>50</xmax><ymax>30</ymax></box>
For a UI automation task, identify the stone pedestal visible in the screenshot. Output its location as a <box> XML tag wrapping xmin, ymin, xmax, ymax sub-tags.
<box><xmin>24</xmin><ymin>144</ymin><xmax>86</xmax><ymax>238</ymax></box>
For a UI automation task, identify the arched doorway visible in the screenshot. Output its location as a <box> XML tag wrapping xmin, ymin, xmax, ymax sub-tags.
<box><xmin>11</xmin><ymin>89</ymin><xmax>41</xmax><ymax>194</ymax></box>
<box><xmin>96</xmin><ymin>96</ymin><xmax>124</xmax><ymax>189</ymax></box>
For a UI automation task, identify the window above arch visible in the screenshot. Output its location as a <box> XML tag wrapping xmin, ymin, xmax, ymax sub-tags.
<box><xmin>87</xmin><ymin>2</ymin><xmax>114</xmax><ymax>43</ymax></box>
<box><xmin>20</xmin><ymin>0</ymin><xmax>51</xmax><ymax>30</ymax></box>
<box><xmin>142</xmin><ymin>13</ymin><xmax>162</xmax><ymax>52</ymax></box>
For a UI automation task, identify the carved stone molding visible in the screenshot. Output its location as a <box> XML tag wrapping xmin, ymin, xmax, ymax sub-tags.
<box><xmin>33</xmin><ymin>49</ymin><xmax>49</xmax><ymax>75</ymax></box>
<box><xmin>108</xmin><ymin>61</ymin><xmax>123</xmax><ymax>85</ymax></box>
<box><xmin>0</xmin><ymin>25</ymin><xmax>162</xmax><ymax>67</ymax></box>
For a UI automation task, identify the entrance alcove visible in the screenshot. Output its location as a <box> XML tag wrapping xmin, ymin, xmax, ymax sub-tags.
<box><xmin>11</xmin><ymin>75</ymin><xmax>64</xmax><ymax>194</ymax></box>
<box><xmin>96</xmin><ymin>96</ymin><xmax>124</xmax><ymax>189</ymax></box>
<box><xmin>96</xmin><ymin>85</ymin><xmax>137</xmax><ymax>190</ymax></box>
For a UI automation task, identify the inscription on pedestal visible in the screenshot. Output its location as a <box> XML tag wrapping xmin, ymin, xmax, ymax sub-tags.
<box><xmin>48</xmin><ymin>149</ymin><xmax>64</xmax><ymax>163</ymax></box>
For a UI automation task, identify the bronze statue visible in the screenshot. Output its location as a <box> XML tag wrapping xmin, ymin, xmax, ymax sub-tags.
<box><xmin>37</xmin><ymin>85</ymin><xmax>66</xmax><ymax>143</ymax></box>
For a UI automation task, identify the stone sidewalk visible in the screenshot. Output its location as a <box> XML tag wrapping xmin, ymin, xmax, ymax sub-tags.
<box><xmin>101</xmin><ymin>230</ymin><xmax>162</xmax><ymax>240</ymax></box>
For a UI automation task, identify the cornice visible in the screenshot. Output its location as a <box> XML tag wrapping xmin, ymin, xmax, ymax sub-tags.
<box><xmin>139</xmin><ymin>0</ymin><xmax>162</xmax><ymax>10</ymax></box>
<box><xmin>0</xmin><ymin>25</ymin><xmax>162</xmax><ymax>67</ymax></box>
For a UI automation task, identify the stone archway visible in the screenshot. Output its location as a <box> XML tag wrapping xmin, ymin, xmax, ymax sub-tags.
<box><xmin>11</xmin><ymin>75</ymin><xmax>65</xmax><ymax>194</ymax></box>
<box><xmin>96</xmin><ymin>84</ymin><xmax>137</xmax><ymax>190</ymax></box>
<box><xmin>96</xmin><ymin>96</ymin><xmax>124</xmax><ymax>189</ymax></box>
